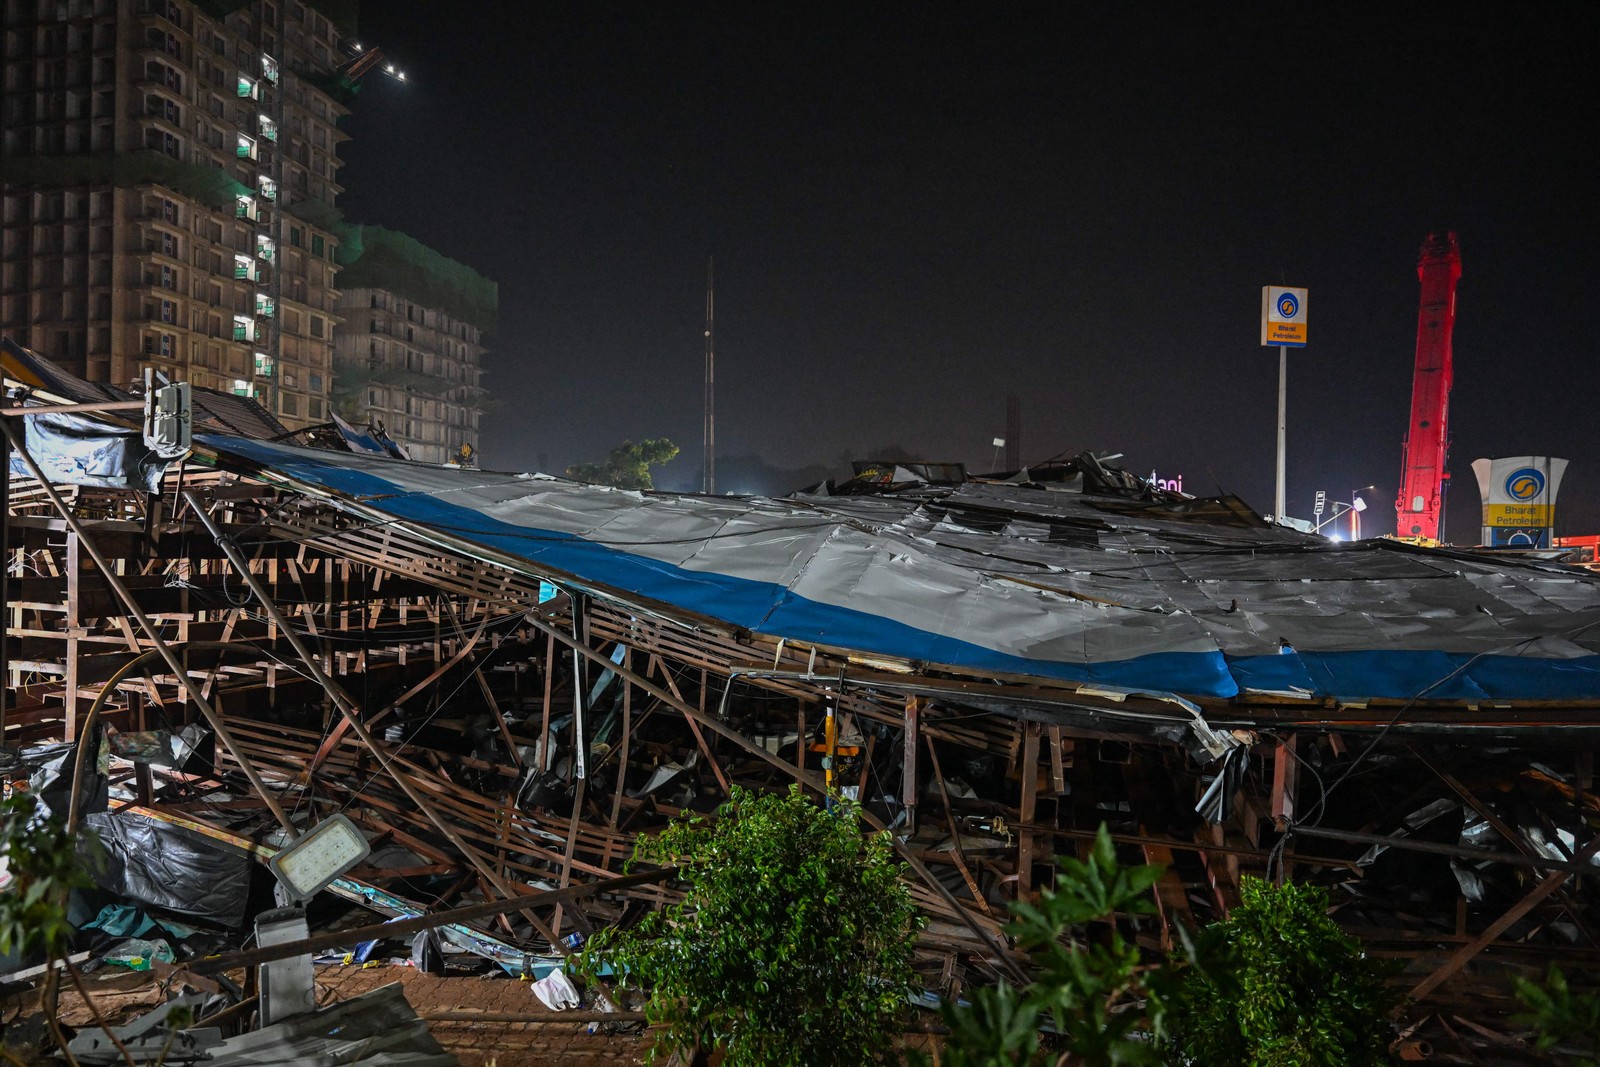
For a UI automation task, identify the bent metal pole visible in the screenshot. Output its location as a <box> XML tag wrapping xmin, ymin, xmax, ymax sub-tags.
<box><xmin>0</xmin><ymin>421</ymin><xmax>293</xmax><ymax>832</ymax></box>
<box><xmin>183</xmin><ymin>490</ymin><xmax>561</xmax><ymax>944</ymax></box>
<box><xmin>520</xmin><ymin>613</ymin><xmax>1027</xmax><ymax>982</ymax></box>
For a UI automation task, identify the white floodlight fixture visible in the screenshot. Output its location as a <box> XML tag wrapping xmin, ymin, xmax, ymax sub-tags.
<box><xmin>268</xmin><ymin>814</ymin><xmax>371</xmax><ymax>902</ymax></box>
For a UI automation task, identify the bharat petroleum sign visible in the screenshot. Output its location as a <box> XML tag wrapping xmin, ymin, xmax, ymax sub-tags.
<box><xmin>1472</xmin><ymin>456</ymin><xmax>1568</xmax><ymax>548</ymax></box>
<box><xmin>1505</xmin><ymin>467</ymin><xmax>1546</xmax><ymax>502</ymax></box>
<box><xmin>1260</xmin><ymin>286</ymin><xmax>1308</xmax><ymax>347</ymax></box>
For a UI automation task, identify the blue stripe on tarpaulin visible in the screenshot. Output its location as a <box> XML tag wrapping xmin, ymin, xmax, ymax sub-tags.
<box><xmin>202</xmin><ymin>434</ymin><xmax>1240</xmax><ymax>696</ymax></box>
<box><xmin>1230</xmin><ymin>649</ymin><xmax>1600</xmax><ymax>701</ymax></box>
<box><xmin>202</xmin><ymin>436</ymin><xmax>1600</xmax><ymax>703</ymax></box>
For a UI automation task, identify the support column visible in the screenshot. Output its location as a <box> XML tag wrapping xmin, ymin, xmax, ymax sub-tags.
<box><xmin>1018</xmin><ymin>722</ymin><xmax>1040</xmax><ymax>899</ymax></box>
<box><xmin>901</xmin><ymin>696</ymin><xmax>920</xmax><ymax>834</ymax></box>
<box><xmin>1271</xmin><ymin>735</ymin><xmax>1299</xmax><ymax>882</ymax></box>
<box><xmin>0</xmin><ymin>413</ymin><xmax>10</xmax><ymax>739</ymax></box>
<box><xmin>62</xmin><ymin>531</ymin><xmax>82</xmax><ymax>741</ymax></box>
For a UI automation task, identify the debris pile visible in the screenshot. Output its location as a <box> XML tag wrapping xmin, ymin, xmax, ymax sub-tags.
<box><xmin>4</xmin><ymin>340</ymin><xmax>1598</xmax><ymax>1060</ymax></box>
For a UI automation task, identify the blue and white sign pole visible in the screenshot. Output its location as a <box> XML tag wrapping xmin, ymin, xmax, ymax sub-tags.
<box><xmin>1261</xmin><ymin>287</ymin><xmax>1309</xmax><ymax>520</ymax></box>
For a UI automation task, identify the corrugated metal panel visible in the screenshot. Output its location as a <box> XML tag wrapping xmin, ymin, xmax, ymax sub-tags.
<box><xmin>198</xmin><ymin>434</ymin><xmax>1600</xmax><ymax>706</ymax></box>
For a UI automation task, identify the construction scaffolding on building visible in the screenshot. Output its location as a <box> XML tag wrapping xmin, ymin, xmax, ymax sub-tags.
<box><xmin>3</xmin><ymin>341</ymin><xmax>1598</xmax><ymax>1057</ymax></box>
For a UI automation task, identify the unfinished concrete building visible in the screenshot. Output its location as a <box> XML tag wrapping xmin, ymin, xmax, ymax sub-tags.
<box><xmin>331</xmin><ymin>225</ymin><xmax>493</xmax><ymax>465</ymax></box>
<box><xmin>1</xmin><ymin>0</ymin><xmax>348</xmax><ymax>429</ymax></box>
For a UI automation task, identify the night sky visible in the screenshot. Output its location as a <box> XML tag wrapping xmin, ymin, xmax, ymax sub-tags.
<box><xmin>335</xmin><ymin>4</ymin><xmax>1597</xmax><ymax>539</ymax></box>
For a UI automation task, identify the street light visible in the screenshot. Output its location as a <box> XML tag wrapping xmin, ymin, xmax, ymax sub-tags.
<box><xmin>1312</xmin><ymin>485</ymin><xmax>1378</xmax><ymax>541</ymax></box>
<box><xmin>1351</xmin><ymin>485</ymin><xmax>1376</xmax><ymax>540</ymax></box>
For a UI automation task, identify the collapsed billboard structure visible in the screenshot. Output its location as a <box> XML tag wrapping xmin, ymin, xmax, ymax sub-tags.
<box><xmin>3</xmin><ymin>340</ymin><xmax>1598</xmax><ymax>1051</ymax></box>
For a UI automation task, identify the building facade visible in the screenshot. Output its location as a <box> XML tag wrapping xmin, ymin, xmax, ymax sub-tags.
<box><xmin>1</xmin><ymin>0</ymin><xmax>347</xmax><ymax>429</ymax></box>
<box><xmin>334</xmin><ymin>281</ymin><xmax>489</xmax><ymax>467</ymax></box>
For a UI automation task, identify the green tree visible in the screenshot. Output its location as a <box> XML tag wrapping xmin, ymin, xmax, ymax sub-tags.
<box><xmin>0</xmin><ymin>792</ymin><xmax>91</xmax><ymax>961</ymax></box>
<box><xmin>2</xmin><ymin>791</ymin><xmax>132</xmax><ymax>1065</ymax></box>
<box><xmin>566</xmin><ymin>438</ymin><xmax>679</xmax><ymax>490</ymax></box>
<box><xmin>918</xmin><ymin>825</ymin><xmax>1212</xmax><ymax>1067</ymax></box>
<box><xmin>1513</xmin><ymin>965</ymin><xmax>1600</xmax><ymax>1065</ymax></box>
<box><xmin>1166</xmin><ymin>876</ymin><xmax>1398</xmax><ymax>1066</ymax></box>
<box><xmin>582</xmin><ymin>785</ymin><xmax>922</xmax><ymax>1067</ymax></box>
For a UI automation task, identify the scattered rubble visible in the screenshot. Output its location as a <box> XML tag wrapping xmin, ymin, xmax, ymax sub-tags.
<box><xmin>3</xmin><ymin>340</ymin><xmax>1597</xmax><ymax>1061</ymax></box>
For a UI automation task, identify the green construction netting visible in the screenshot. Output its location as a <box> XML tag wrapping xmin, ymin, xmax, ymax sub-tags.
<box><xmin>334</xmin><ymin>224</ymin><xmax>498</xmax><ymax>334</ymax></box>
<box><xmin>2</xmin><ymin>152</ymin><xmax>250</xmax><ymax>210</ymax></box>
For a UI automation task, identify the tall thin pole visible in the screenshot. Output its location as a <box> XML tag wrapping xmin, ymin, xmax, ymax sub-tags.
<box><xmin>0</xmin><ymin>415</ymin><xmax>9</xmax><ymax>738</ymax></box>
<box><xmin>1274</xmin><ymin>344</ymin><xmax>1287</xmax><ymax>518</ymax></box>
<box><xmin>703</xmin><ymin>258</ymin><xmax>715</xmax><ymax>495</ymax></box>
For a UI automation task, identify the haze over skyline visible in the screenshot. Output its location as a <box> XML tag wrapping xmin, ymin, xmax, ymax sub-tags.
<box><xmin>336</xmin><ymin>4</ymin><xmax>1597</xmax><ymax>538</ymax></box>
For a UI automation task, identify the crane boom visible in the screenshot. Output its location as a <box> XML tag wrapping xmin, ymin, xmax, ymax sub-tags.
<box><xmin>1395</xmin><ymin>232</ymin><xmax>1462</xmax><ymax>542</ymax></box>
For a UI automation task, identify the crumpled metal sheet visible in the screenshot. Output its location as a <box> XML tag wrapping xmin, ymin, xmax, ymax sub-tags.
<box><xmin>200</xmin><ymin>434</ymin><xmax>1600</xmax><ymax>705</ymax></box>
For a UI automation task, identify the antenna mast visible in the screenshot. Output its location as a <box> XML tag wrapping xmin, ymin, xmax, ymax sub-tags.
<box><xmin>703</xmin><ymin>257</ymin><xmax>715</xmax><ymax>495</ymax></box>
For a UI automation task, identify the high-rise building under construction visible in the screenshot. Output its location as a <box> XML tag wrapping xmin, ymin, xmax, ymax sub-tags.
<box><xmin>2</xmin><ymin>0</ymin><xmax>349</xmax><ymax>428</ymax></box>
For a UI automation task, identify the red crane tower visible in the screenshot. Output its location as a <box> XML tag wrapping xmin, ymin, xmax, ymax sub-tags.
<box><xmin>1395</xmin><ymin>232</ymin><xmax>1462</xmax><ymax>542</ymax></box>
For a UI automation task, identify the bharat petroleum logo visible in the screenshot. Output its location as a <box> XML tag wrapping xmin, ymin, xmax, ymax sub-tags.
<box><xmin>1276</xmin><ymin>292</ymin><xmax>1300</xmax><ymax>318</ymax></box>
<box><xmin>1505</xmin><ymin>467</ymin><xmax>1546</xmax><ymax>501</ymax></box>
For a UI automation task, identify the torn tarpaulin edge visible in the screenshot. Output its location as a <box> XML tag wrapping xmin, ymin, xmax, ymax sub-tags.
<box><xmin>12</xmin><ymin>409</ymin><xmax>168</xmax><ymax>494</ymax></box>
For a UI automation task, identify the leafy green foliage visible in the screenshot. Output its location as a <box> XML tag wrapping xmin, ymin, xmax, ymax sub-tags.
<box><xmin>920</xmin><ymin>824</ymin><xmax>1215</xmax><ymax>1066</ymax></box>
<box><xmin>0</xmin><ymin>792</ymin><xmax>95</xmax><ymax>959</ymax></box>
<box><xmin>581</xmin><ymin>785</ymin><xmax>922</xmax><ymax>1067</ymax></box>
<box><xmin>566</xmin><ymin>438</ymin><xmax>680</xmax><ymax>491</ymax></box>
<box><xmin>1513</xmin><ymin>965</ymin><xmax>1600</xmax><ymax>1065</ymax></box>
<box><xmin>1166</xmin><ymin>876</ymin><xmax>1398</xmax><ymax>1066</ymax></box>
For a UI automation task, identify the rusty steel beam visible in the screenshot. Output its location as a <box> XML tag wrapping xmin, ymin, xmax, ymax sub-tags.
<box><xmin>1</xmin><ymin>421</ymin><xmax>294</xmax><ymax>832</ymax></box>
<box><xmin>1408</xmin><ymin>833</ymin><xmax>1600</xmax><ymax>1002</ymax></box>
<box><xmin>522</xmin><ymin>614</ymin><xmax>1025</xmax><ymax>981</ymax></box>
<box><xmin>186</xmin><ymin>491</ymin><xmax>562</xmax><ymax>944</ymax></box>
